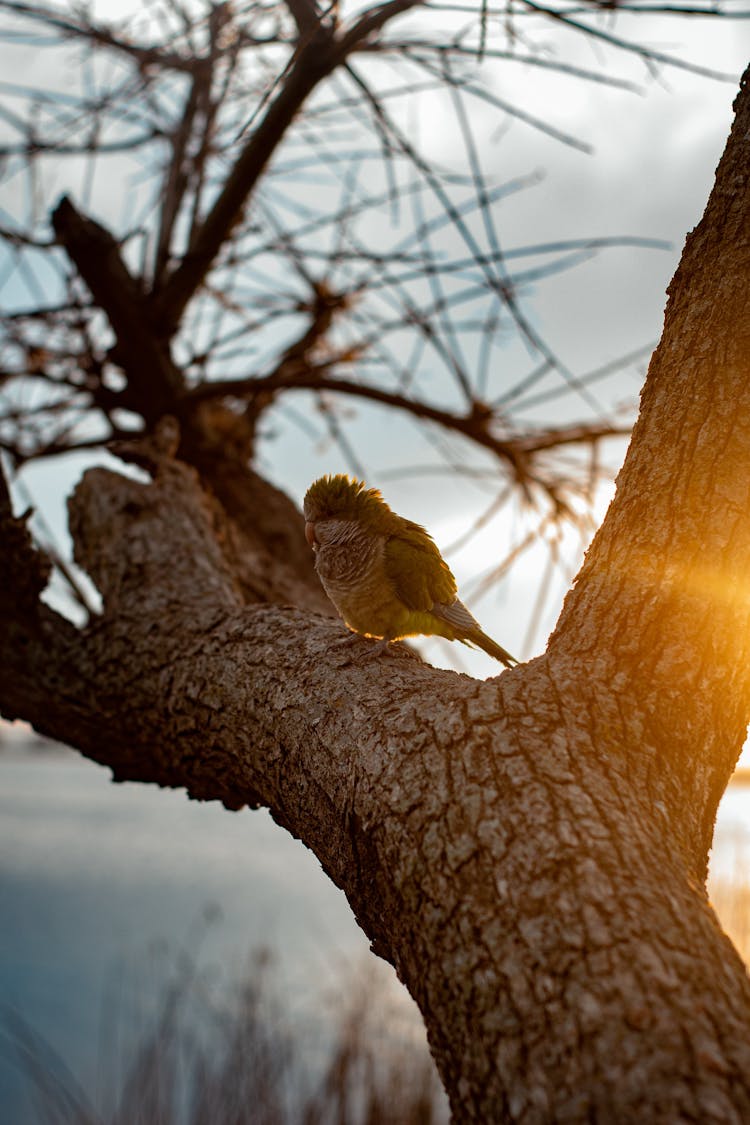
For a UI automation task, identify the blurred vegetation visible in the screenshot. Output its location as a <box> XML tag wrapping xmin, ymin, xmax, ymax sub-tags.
<box><xmin>2</xmin><ymin>930</ymin><xmax>449</xmax><ymax>1125</ymax></box>
<box><xmin>4</xmin><ymin>850</ymin><xmax>750</xmax><ymax>1125</ymax></box>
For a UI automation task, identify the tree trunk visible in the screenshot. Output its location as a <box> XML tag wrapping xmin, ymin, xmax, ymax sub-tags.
<box><xmin>2</xmin><ymin>68</ymin><xmax>750</xmax><ymax>1125</ymax></box>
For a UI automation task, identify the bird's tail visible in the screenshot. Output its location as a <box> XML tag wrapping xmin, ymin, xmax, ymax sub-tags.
<box><xmin>470</xmin><ymin>628</ymin><xmax>518</xmax><ymax>668</ymax></box>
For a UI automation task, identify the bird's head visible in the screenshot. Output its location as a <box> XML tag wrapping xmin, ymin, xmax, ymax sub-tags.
<box><xmin>303</xmin><ymin>474</ymin><xmax>392</xmax><ymax>549</ymax></box>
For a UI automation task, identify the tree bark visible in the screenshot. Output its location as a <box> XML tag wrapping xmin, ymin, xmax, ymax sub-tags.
<box><xmin>2</xmin><ymin>66</ymin><xmax>750</xmax><ymax>1125</ymax></box>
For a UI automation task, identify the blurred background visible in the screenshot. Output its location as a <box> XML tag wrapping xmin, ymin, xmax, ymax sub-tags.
<box><xmin>1</xmin><ymin>0</ymin><xmax>750</xmax><ymax>1119</ymax></box>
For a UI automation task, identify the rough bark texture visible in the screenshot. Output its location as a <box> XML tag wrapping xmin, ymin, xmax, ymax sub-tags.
<box><xmin>548</xmin><ymin>66</ymin><xmax>750</xmax><ymax>880</ymax></box>
<box><xmin>2</xmin><ymin>66</ymin><xmax>750</xmax><ymax>1125</ymax></box>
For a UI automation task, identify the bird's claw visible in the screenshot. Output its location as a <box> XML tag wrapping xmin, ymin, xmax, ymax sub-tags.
<box><xmin>332</xmin><ymin>632</ymin><xmax>421</xmax><ymax>663</ymax></box>
<box><xmin>333</xmin><ymin>632</ymin><xmax>391</xmax><ymax>659</ymax></box>
<box><xmin>332</xmin><ymin>631</ymin><xmax>369</xmax><ymax>649</ymax></box>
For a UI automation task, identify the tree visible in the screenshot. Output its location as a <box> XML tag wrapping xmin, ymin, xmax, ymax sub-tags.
<box><xmin>2</xmin><ymin>0</ymin><xmax>750</xmax><ymax>1117</ymax></box>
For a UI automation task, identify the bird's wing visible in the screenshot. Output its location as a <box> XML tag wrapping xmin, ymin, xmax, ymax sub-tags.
<box><xmin>383</xmin><ymin>524</ymin><xmax>457</xmax><ymax>610</ymax></box>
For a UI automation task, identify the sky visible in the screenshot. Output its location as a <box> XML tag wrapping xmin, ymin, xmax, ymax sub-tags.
<box><xmin>1</xmin><ymin>3</ymin><xmax>749</xmax><ymax>675</ymax></box>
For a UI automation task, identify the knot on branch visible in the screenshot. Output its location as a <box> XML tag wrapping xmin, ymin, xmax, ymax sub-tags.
<box><xmin>68</xmin><ymin>437</ymin><xmax>241</xmax><ymax>616</ymax></box>
<box><xmin>181</xmin><ymin>402</ymin><xmax>256</xmax><ymax>466</ymax></box>
<box><xmin>105</xmin><ymin>415</ymin><xmax>333</xmax><ymax>616</ymax></box>
<box><xmin>108</xmin><ymin>414</ymin><xmax>182</xmax><ymax>476</ymax></box>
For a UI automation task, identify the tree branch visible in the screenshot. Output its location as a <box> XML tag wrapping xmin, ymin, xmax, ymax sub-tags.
<box><xmin>151</xmin><ymin>37</ymin><xmax>342</xmax><ymax>333</ymax></box>
<box><xmin>0</xmin><ymin>456</ymin><xmax>51</xmax><ymax>613</ymax></box>
<box><xmin>3</xmin><ymin>442</ymin><xmax>750</xmax><ymax>1119</ymax></box>
<box><xmin>186</xmin><ymin>368</ymin><xmax>630</xmax><ymax>475</ymax></box>
<box><xmin>150</xmin><ymin>0</ymin><xmax>425</xmax><ymax>334</ymax></box>
<box><xmin>0</xmin><ymin>0</ymin><xmax>200</xmax><ymax>73</ymax></box>
<box><xmin>51</xmin><ymin>197</ymin><xmax>185</xmax><ymax>419</ymax></box>
<box><xmin>548</xmin><ymin>65</ymin><xmax>750</xmax><ymax>862</ymax></box>
<box><xmin>516</xmin><ymin>0</ymin><xmax>741</xmax><ymax>79</ymax></box>
<box><xmin>5</xmin><ymin>13</ymin><xmax>750</xmax><ymax>1121</ymax></box>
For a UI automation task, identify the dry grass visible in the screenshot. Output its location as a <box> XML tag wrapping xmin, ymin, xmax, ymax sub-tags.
<box><xmin>3</xmin><ymin>930</ymin><xmax>448</xmax><ymax>1125</ymax></box>
<box><xmin>8</xmin><ymin>843</ymin><xmax>750</xmax><ymax>1125</ymax></box>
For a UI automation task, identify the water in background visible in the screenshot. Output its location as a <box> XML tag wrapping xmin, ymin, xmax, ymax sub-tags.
<box><xmin>2</xmin><ymin>737</ymin><xmax>750</xmax><ymax>1122</ymax></box>
<box><xmin>0</xmin><ymin>739</ymin><xmax>379</xmax><ymax>1123</ymax></box>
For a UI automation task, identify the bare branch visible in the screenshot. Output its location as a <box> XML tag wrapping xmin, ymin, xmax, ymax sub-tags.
<box><xmin>0</xmin><ymin>0</ymin><xmax>202</xmax><ymax>72</ymax></box>
<box><xmin>151</xmin><ymin>39</ymin><xmax>341</xmax><ymax>331</ymax></box>
<box><xmin>51</xmin><ymin>196</ymin><xmax>185</xmax><ymax>418</ymax></box>
<box><xmin>185</xmin><ymin>366</ymin><xmax>630</xmax><ymax>488</ymax></box>
<box><xmin>516</xmin><ymin>0</ymin><xmax>742</xmax><ymax>80</ymax></box>
<box><xmin>151</xmin><ymin>0</ymin><xmax>428</xmax><ymax>331</ymax></box>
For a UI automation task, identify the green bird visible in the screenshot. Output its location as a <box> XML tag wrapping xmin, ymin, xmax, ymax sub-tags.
<box><xmin>303</xmin><ymin>474</ymin><xmax>517</xmax><ymax>667</ymax></box>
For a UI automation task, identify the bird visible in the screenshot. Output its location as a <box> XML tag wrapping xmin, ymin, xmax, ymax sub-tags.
<box><xmin>303</xmin><ymin>474</ymin><xmax>517</xmax><ymax>667</ymax></box>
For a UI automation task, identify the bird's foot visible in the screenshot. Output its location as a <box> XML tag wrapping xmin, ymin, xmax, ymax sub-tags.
<box><xmin>332</xmin><ymin>632</ymin><xmax>397</xmax><ymax>661</ymax></box>
<box><xmin>333</xmin><ymin>631</ymin><xmax>370</xmax><ymax>649</ymax></box>
<box><xmin>332</xmin><ymin>632</ymin><xmax>422</xmax><ymax>663</ymax></box>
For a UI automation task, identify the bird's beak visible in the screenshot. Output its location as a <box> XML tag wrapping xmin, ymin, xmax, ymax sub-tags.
<box><xmin>305</xmin><ymin>521</ymin><xmax>317</xmax><ymax>550</ymax></box>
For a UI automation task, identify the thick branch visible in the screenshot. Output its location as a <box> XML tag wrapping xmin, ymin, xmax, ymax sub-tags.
<box><xmin>3</xmin><ymin>452</ymin><xmax>750</xmax><ymax>1121</ymax></box>
<box><xmin>110</xmin><ymin>418</ymin><xmax>331</xmax><ymax>615</ymax></box>
<box><xmin>47</xmin><ymin>203</ymin><xmax>328</xmax><ymax>614</ymax></box>
<box><xmin>52</xmin><ymin>196</ymin><xmax>184</xmax><ymax>419</ymax></box>
<box><xmin>547</xmin><ymin>67</ymin><xmax>750</xmax><ymax>867</ymax></box>
<box><xmin>285</xmin><ymin>0</ymin><xmax>332</xmax><ymax>37</ymax></box>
